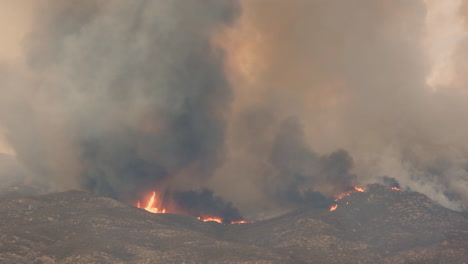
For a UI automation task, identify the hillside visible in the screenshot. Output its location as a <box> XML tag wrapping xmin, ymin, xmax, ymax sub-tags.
<box><xmin>0</xmin><ymin>185</ymin><xmax>466</xmax><ymax>263</ymax></box>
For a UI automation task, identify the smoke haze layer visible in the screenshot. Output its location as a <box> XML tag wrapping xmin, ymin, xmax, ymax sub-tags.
<box><xmin>0</xmin><ymin>0</ymin><xmax>467</xmax><ymax>217</ymax></box>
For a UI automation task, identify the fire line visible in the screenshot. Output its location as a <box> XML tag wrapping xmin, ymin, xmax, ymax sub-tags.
<box><xmin>136</xmin><ymin>190</ymin><xmax>251</xmax><ymax>224</ymax></box>
<box><xmin>329</xmin><ymin>186</ymin><xmax>366</xmax><ymax>212</ymax></box>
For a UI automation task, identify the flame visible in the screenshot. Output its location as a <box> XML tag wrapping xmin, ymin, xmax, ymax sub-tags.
<box><xmin>196</xmin><ymin>217</ymin><xmax>252</xmax><ymax>224</ymax></box>
<box><xmin>334</xmin><ymin>186</ymin><xmax>366</xmax><ymax>201</ymax></box>
<box><xmin>334</xmin><ymin>191</ymin><xmax>352</xmax><ymax>201</ymax></box>
<box><xmin>354</xmin><ymin>186</ymin><xmax>365</xmax><ymax>192</ymax></box>
<box><xmin>197</xmin><ymin>217</ymin><xmax>223</xmax><ymax>224</ymax></box>
<box><xmin>231</xmin><ymin>220</ymin><xmax>250</xmax><ymax>224</ymax></box>
<box><xmin>136</xmin><ymin>191</ymin><xmax>251</xmax><ymax>224</ymax></box>
<box><xmin>330</xmin><ymin>186</ymin><xmax>366</xmax><ymax>211</ymax></box>
<box><xmin>391</xmin><ymin>187</ymin><xmax>401</xmax><ymax>191</ymax></box>
<box><xmin>138</xmin><ymin>191</ymin><xmax>167</xmax><ymax>214</ymax></box>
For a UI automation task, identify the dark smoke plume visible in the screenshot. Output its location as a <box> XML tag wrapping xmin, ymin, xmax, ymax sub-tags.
<box><xmin>172</xmin><ymin>189</ymin><xmax>244</xmax><ymax>223</ymax></box>
<box><xmin>0</xmin><ymin>0</ymin><xmax>241</xmax><ymax>203</ymax></box>
<box><xmin>270</xmin><ymin>118</ymin><xmax>355</xmax><ymax>208</ymax></box>
<box><xmin>381</xmin><ymin>176</ymin><xmax>401</xmax><ymax>189</ymax></box>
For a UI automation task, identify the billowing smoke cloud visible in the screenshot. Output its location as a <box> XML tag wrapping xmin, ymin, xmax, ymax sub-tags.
<box><xmin>0</xmin><ymin>0</ymin><xmax>468</xmax><ymax>219</ymax></box>
<box><xmin>210</xmin><ymin>0</ymin><xmax>468</xmax><ymax>213</ymax></box>
<box><xmin>0</xmin><ymin>0</ymin><xmax>240</xmax><ymax>203</ymax></box>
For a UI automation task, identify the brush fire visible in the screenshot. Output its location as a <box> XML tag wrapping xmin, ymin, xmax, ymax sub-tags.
<box><xmin>329</xmin><ymin>186</ymin><xmax>366</xmax><ymax>212</ymax></box>
<box><xmin>138</xmin><ymin>186</ymin><xmax>392</xmax><ymax>217</ymax></box>
<box><xmin>136</xmin><ymin>191</ymin><xmax>251</xmax><ymax>224</ymax></box>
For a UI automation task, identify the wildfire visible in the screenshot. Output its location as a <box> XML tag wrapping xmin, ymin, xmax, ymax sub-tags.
<box><xmin>137</xmin><ymin>191</ymin><xmax>166</xmax><ymax>214</ymax></box>
<box><xmin>330</xmin><ymin>186</ymin><xmax>366</xmax><ymax>212</ymax></box>
<box><xmin>334</xmin><ymin>186</ymin><xmax>366</xmax><ymax>201</ymax></box>
<box><xmin>354</xmin><ymin>186</ymin><xmax>365</xmax><ymax>192</ymax></box>
<box><xmin>334</xmin><ymin>193</ymin><xmax>350</xmax><ymax>201</ymax></box>
<box><xmin>391</xmin><ymin>187</ymin><xmax>401</xmax><ymax>191</ymax></box>
<box><xmin>196</xmin><ymin>217</ymin><xmax>251</xmax><ymax>224</ymax></box>
<box><xmin>136</xmin><ymin>190</ymin><xmax>251</xmax><ymax>225</ymax></box>
<box><xmin>232</xmin><ymin>220</ymin><xmax>251</xmax><ymax>224</ymax></box>
<box><xmin>197</xmin><ymin>217</ymin><xmax>223</xmax><ymax>224</ymax></box>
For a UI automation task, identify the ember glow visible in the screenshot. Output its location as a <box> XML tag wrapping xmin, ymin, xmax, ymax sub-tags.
<box><xmin>329</xmin><ymin>204</ymin><xmax>338</xmax><ymax>212</ymax></box>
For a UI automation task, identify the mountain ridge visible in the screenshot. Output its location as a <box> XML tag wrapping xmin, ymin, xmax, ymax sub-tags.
<box><xmin>0</xmin><ymin>185</ymin><xmax>466</xmax><ymax>263</ymax></box>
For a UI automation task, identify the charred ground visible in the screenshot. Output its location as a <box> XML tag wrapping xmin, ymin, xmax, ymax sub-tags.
<box><xmin>0</xmin><ymin>184</ymin><xmax>466</xmax><ymax>264</ymax></box>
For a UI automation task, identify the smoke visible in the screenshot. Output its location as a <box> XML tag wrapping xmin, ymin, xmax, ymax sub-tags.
<box><xmin>0</xmin><ymin>0</ymin><xmax>468</xmax><ymax>218</ymax></box>
<box><xmin>381</xmin><ymin>176</ymin><xmax>401</xmax><ymax>189</ymax></box>
<box><xmin>269</xmin><ymin>118</ymin><xmax>354</xmax><ymax>208</ymax></box>
<box><xmin>171</xmin><ymin>189</ymin><xmax>244</xmax><ymax>223</ymax></box>
<box><xmin>0</xmin><ymin>0</ymin><xmax>240</xmax><ymax>202</ymax></box>
<box><xmin>211</xmin><ymin>0</ymin><xmax>468</xmax><ymax>213</ymax></box>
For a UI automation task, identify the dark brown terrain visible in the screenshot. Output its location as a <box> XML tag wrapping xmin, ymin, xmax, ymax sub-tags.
<box><xmin>0</xmin><ymin>184</ymin><xmax>467</xmax><ymax>264</ymax></box>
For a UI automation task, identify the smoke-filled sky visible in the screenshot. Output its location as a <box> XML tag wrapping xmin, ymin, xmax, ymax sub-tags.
<box><xmin>0</xmin><ymin>0</ymin><xmax>467</xmax><ymax>217</ymax></box>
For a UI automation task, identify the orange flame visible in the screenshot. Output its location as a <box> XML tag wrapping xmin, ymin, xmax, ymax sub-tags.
<box><xmin>354</xmin><ymin>186</ymin><xmax>365</xmax><ymax>192</ymax></box>
<box><xmin>334</xmin><ymin>186</ymin><xmax>366</xmax><ymax>201</ymax></box>
<box><xmin>137</xmin><ymin>191</ymin><xmax>252</xmax><ymax>224</ymax></box>
<box><xmin>197</xmin><ymin>217</ymin><xmax>223</xmax><ymax>224</ymax></box>
<box><xmin>330</xmin><ymin>186</ymin><xmax>365</xmax><ymax>211</ymax></box>
<box><xmin>138</xmin><ymin>191</ymin><xmax>166</xmax><ymax>214</ymax></box>
<box><xmin>232</xmin><ymin>220</ymin><xmax>251</xmax><ymax>224</ymax></box>
<box><xmin>391</xmin><ymin>187</ymin><xmax>401</xmax><ymax>191</ymax></box>
<box><xmin>334</xmin><ymin>191</ymin><xmax>352</xmax><ymax>201</ymax></box>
